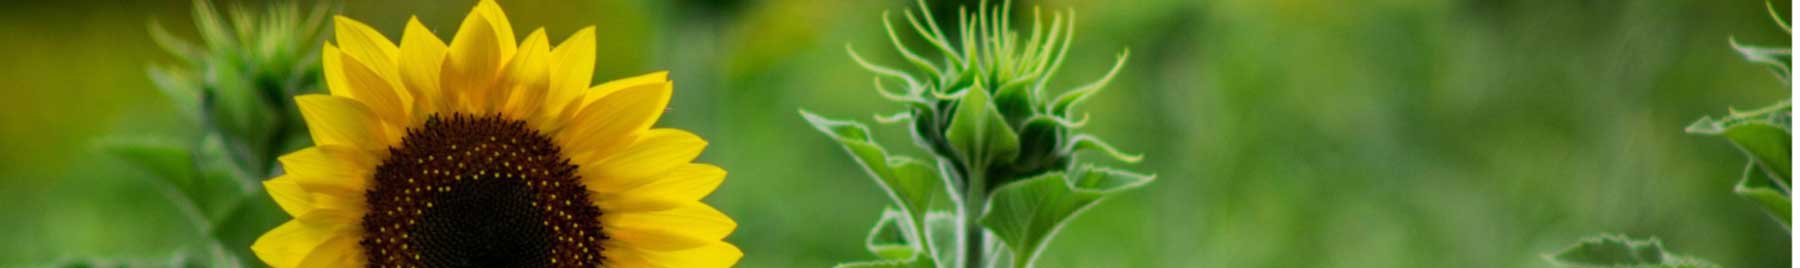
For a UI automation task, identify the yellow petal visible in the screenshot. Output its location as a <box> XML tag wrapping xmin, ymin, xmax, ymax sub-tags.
<box><xmin>558</xmin><ymin>71</ymin><xmax>668</xmax><ymax>122</ymax></box>
<box><xmin>339</xmin><ymin>51</ymin><xmax>411</xmax><ymax>126</ymax></box>
<box><xmin>265</xmin><ymin>179</ymin><xmax>316</xmax><ymax>217</ymax></box>
<box><xmin>296</xmin><ymin>208</ymin><xmax>362</xmax><ymax>228</ymax></box>
<box><xmin>271</xmin><ymin>179</ymin><xmax>365</xmax><ymax>214</ymax></box>
<box><xmin>332</xmin><ymin>16</ymin><xmax>398</xmax><ymax>72</ymax></box>
<box><xmin>399</xmin><ymin>16</ymin><xmax>448</xmax><ymax>118</ymax></box>
<box><xmin>602</xmin><ymin>203</ymin><xmax>736</xmax><ymax>251</ymax></box>
<box><xmin>595</xmin><ymin>164</ymin><xmax>724</xmax><ymax>213</ymax></box>
<box><xmin>607</xmin><ymin>242</ymin><xmax>742</xmax><ymax>268</ymax></box>
<box><xmin>296</xmin><ymin>95</ymin><xmax>392</xmax><ymax>150</ymax></box>
<box><xmin>253</xmin><ymin>221</ymin><xmax>342</xmax><ymax>268</ymax></box>
<box><xmin>295</xmin><ymin>233</ymin><xmax>366</xmax><ymax>268</ymax></box>
<box><xmin>500</xmin><ymin>28</ymin><xmax>552</xmax><ymax>120</ymax></box>
<box><xmin>321</xmin><ymin>44</ymin><xmax>354</xmax><ymax>98</ymax></box>
<box><xmin>543</xmin><ymin>26</ymin><xmax>597</xmax><ymax>119</ymax></box>
<box><xmin>444</xmin><ymin>0</ymin><xmax>516</xmax><ymax>113</ymax></box>
<box><xmin>277</xmin><ymin>145</ymin><xmax>375</xmax><ymax>192</ymax></box>
<box><xmin>472</xmin><ymin>0</ymin><xmax>516</xmax><ymax>54</ymax></box>
<box><xmin>581</xmin><ymin>129</ymin><xmax>705</xmax><ymax>191</ymax></box>
<box><xmin>558</xmin><ymin>78</ymin><xmax>671</xmax><ymax>157</ymax></box>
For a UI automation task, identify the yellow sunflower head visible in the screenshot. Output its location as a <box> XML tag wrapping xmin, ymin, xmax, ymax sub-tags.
<box><xmin>250</xmin><ymin>1</ymin><xmax>740</xmax><ymax>267</ymax></box>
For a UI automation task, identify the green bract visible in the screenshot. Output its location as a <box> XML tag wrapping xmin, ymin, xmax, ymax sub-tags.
<box><xmin>802</xmin><ymin>0</ymin><xmax>1150</xmax><ymax>267</ymax></box>
<box><xmin>89</xmin><ymin>1</ymin><xmax>331</xmax><ymax>267</ymax></box>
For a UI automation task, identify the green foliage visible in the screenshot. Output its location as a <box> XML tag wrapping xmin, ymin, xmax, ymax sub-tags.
<box><xmin>1687</xmin><ymin>101</ymin><xmax>1792</xmax><ymax>226</ymax></box>
<box><xmin>1549</xmin><ymin>2</ymin><xmax>1790</xmax><ymax>267</ymax></box>
<box><xmin>805</xmin><ymin>0</ymin><xmax>1149</xmax><ymax>267</ymax></box>
<box><xmin>978</xmin><ymin>166</ymin><xmax>1151</xmax><ymax>267</ymax></box>
<box><xmin>92</xmin><ymin>0</ymin><xmax>332</xmax><ymax>267</ymax></box>
<box><xmin>1544</xmin><ymin>234</ymin><xmax>1720</xmax><ymax>268</ymax></box>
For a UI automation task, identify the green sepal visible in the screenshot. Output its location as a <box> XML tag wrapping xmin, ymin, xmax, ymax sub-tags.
<box><xmin>1062</xmin><ymin>134</ymin><xmax>1144</xmax><ymax>163</ymax></box>
<box><xmin>1729</xmin><ymin>37</ymin><xmax>1792</xmax><ymax>84</ymax></box>
<box><xmin>1735</xmin><ymin>162</ymin><xmax>1792</xmax><ymax>226</ymax></box>
<box><xmin>1544</xmin><ymin>234</ymin><xmax>1720</xmax><ymax>268</ymax></box>
<box><xmin>978</xmin><ymin>166</ymin><xmax>1153</xmax><ymax>267</ymax></box>
<box><xmin>945</xmin><ymin>84</ymin><xmax>1021</xmax><ymax>170</ymax></box>
<box><xmin>800</xmin><ymin>111</ymin><xmax>947</xmax><ymax>226</ymax></box>
<box><xmin>1049</xmin><ymin>51</ymin><xmax>1129</xmax><ymax>117</ymax></box>
<box><xmin>1007</xmin><ymin>117</ymin><xmax>1066</xmax><ymax>179</ymax></box>
<box><xmin>993</xmin><ymin>78</ymin><xmax>1037</xmax><ymax>127</ymax></box>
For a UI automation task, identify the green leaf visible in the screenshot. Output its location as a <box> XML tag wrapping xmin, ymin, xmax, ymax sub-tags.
<box><xmin>1735</xmin><ymin>162</ymin><xmax>1792</xmax><ymax>226</ymax></box>
<box><xmin>868</xmin><ymin>209</ymin><xmax>918</xmax><ymax>260</ymax></box>
<box><xmin>800</xmin><ymin>110</ymin><xmax>947</xmax><ymax>228</ymax></box>
<box><xmin>945</xmin><ymin>84</ymin><xmax>1021</xmax><ymax>170</ymax></box>
<box><xmin>922</xmin><ymin>211</ymin><xmax>957</xmax><ymax>268</ymax></box>
<box><xmin>1544</xmin><ymin>234</ymin><xmax>1720</xmax><ymax>268</ymax></box>
<box><xmin>1721</xmin><ymin>122</ymin><xmax>1792</xmax><ymax>182</ymax></box>
<box><xmin>979</xmin><ymin>166</ymin><xmax>1153</xmax><ymax>267</ymax></box>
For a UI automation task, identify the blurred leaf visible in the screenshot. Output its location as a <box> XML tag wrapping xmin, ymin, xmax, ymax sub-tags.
<box><xmin>205</xmin><ymin>54</ymin><xmax>279</xmax><ymax>174</ymax></box>
<box><xmin>1544</xmin><ymin>234</ymin><xmax>1719</xmax><ymax>268</ymax></box>
<box><xmin>801</xmin><ymin>111</ymin><xmax>947</xmax><ymax>226</ymax></box>
<box><xmin>945</xmin><ymin>84</ymin><xmax>1020</xmax><ymax>171</ymax></box>
<box><xmin>1735</xmin><ymin>162</ymin><xmax>1792</xmax><ymax>226</ymax></box>
<box><xmin>101</xmin><ymin>138</ymin><xmax>197</xmax><ymax>189</ymax></box>
<box><xmin>193</xmin><ymin>133</ymin><xmax>255</xmax><ymax>223</ymax></box>
<box><xmin>979</xmin><ymin>166</ymin><xmax>1152</xmax><ymax>267</ymax></box>
<box><xmin>147</xmin><ymin>64</ymin><xmax>205</xmax><ymax>125</ymax></box>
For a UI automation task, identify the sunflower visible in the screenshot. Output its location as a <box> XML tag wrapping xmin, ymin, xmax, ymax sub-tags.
<box><xmin>250</xmin><ymin>1</ymin><xmax>740</xmax><ymax>267</ymax></box>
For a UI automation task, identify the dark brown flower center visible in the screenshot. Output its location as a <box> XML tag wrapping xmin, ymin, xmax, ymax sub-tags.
<box><xmin>362</xmin><ymin>114</ymin><xmax>605</xmax><ymax>268</ymax></box>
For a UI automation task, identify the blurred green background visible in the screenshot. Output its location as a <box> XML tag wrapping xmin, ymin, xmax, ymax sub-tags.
<box><xmin>0</xmin><ymin>0</ymin><xmax>1789</xmax><ymax>267</ymax></box>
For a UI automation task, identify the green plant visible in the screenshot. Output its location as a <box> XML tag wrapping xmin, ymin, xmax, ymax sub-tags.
<box><xmin>83</xmin><ymin>1</ymin><xmax>331</xmax><ymax>267</ymax></box>
<box><xmin>1546</xmin><ymin>1</ymin><xmax>1789</xmax><ymax>267</ymax></box>
<box><xmin>800</xmin><ymin>0</ymin><xmax>1152</xmax><ymax>267</ymax></box>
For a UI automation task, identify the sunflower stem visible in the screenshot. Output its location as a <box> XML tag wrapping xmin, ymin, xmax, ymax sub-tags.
<box><xmin>963</xmin><ymin>169</ymin><xmax>988</xmax><ymax>268</ymax></box>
